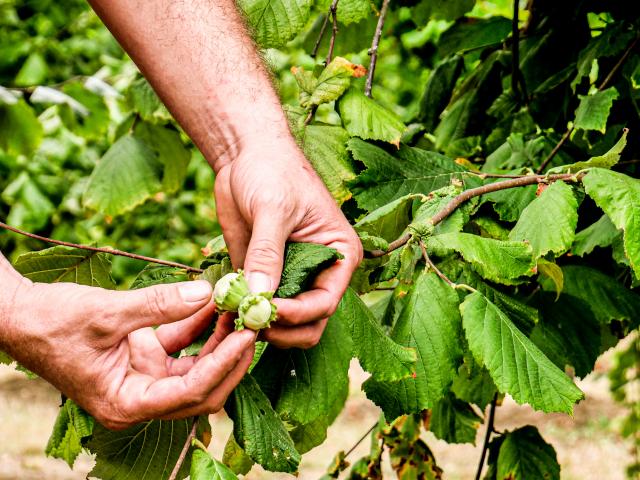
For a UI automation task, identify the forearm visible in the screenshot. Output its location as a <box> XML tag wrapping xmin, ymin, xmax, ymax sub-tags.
<box><xmin>0</xmin><ymin>253</ymin><xmax>28</xmax><ymax>352</ymax></box>
<box><xmin>88</xmin><ymin>0</ymin><xmax>294</xmax><ymax>172</ymax></box>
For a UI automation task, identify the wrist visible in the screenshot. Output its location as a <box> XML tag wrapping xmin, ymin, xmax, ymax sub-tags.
<box><xmin>206</xmin><ymin>106</ymin><xmax>296</xmax><ymax>173</ymax></box>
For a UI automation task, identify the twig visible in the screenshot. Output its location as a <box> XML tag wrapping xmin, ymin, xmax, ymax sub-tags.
<box><xmin>535</xmin><ymin>127</ymin><xmax>574</xmax><ymax>174</ymax></box>
<box><xmin>366</xmin><ymin>173</ymin><xmax>579</xmax><ymax>257</ymax></box>
<box><xmin>419</xmin><ymin>240</ymin><xmax>455</xmax><ymax>287</ymax></box>
<box><xmin>475</xmin><ymin>394</ymin><xmax>498</xmax><ymax>480</ymax></box>
<box><xmin>303</xmin><ymin>108</ymin><xmax>315</xmax><ymax>126</ymax></box>
<box><xmin>345</xmin><ymin>422</ymin><xmax>377</xmax><ymax>458</ymax></box>
<box><xmin>536</xmin><ymin>34</ymin><xmax>639</xmax><ymax>174</ymax></box>
<box><xmin>510</xmin><ymin>0</ymin><xmax>528</xmax><ymax>102</ymax></box>
<box><xmin>598</xmin><ymin>35</ymin><xmax>639</xmax><ymax>91</ymax></box>
<box><xmin>326</xmin><ymin>0</ymin><xmax>340</xmax><ymax>64</ymax></box>
<box><xmin>364</xmin><ymin>0</ymin><xmax>390</xmax><ymax>97</ymax></box>
<box><xmin>168</xmin><ymin>417</ymin><xmax>199</xmax><ymax>480</ymax></box>
<box><xmin>311</xmin><ymin>14</ymin><xmax>331</xmax><ymax>59</ymax></box>
<box><xmin>0</xmin><ymin>221</ymin><xmax>203</xmax><ymax>273</ymax></box>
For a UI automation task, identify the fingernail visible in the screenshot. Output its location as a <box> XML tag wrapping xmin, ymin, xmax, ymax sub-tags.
<box><xmin>179</xmin><ymin>280</ymin><xmax>212</xmax><ymax>303</ymax></box>
<box><xmin>246</xmin><ymin>271</ymin><xmax>273</xmax><ymax>293</ymax></box>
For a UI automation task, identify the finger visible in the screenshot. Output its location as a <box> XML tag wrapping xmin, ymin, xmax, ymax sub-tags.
<box><xmin>243</xmin><ymin>213</ymin><xmax>289</xmax><ymax>293</ymax></box>
<box><xmin>118</xmin><ymin>329</ymin><xmax>255</xmax><ymax>419</ymax></box>
<box><xmin>155</xmin><ymin>298</ymin><xmax>216</xmax><ymax>354</ymax></box>
<box><xmin>214</xmin><ymin>167</ymin><xmax>251</xmax><ymax>269</ymax></box>
<box><xmin>116</xmin><ymin>280</ymin><xmax>213</xmax><ymax>336</ymax></box>
<box><xmin>128</xmin><ymin>327</ymin><xmax>169</xmax><ymax>378</ymax></box>
<box><xmin>260</xmin><ymin>318</ymin><xmax>327</xmax><ymax>349</ymax></box>
<box><xmin>273</xmin><ymin>253</ymin><xmax>355</xmax><ymax>325</ymax></box>
<box><xmin>160</xmin><ymin>342</ymin><xmax>255</xmax><ymax>419</ymax></box>
<box><xmin>197</xmin><ymin>312</ymin><xmax>239</xmax><ymax>358</ymax></box>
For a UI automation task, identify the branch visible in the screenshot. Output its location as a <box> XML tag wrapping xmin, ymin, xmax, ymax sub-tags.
<box><xmin>311</xmin><ymin>14</ymin><xmax>331</xmax><ymax>59</ymax></box>
<box><xmin>366</xmin><ymin>173</ymin><xmax>579</xmax><ymax>257</ymax></box>
<box><xmin>345</xmin><ymin>422</ymin><xmax>378</xmax><ymax>458</ymax></box>
<box><xmin>0</xmin><ymin>221</ymin><xmax>203</xmax><ymax>273</ymax></box>
<box><xmin>326</xmin><ymin>0</ymin><xmax>340</xmax><ymax>64</ymax></box>
<box><xmin>419</xmin><ymin>240</ymin><xmax>455</xmax><ymax>287</ymax></box>
<box><xmin>510</xmin><ymin>0</ymin><xmax>527</xmax><ymax>102</ymax></box>
<box><xmin>536</xmin><ymin>34</ymin><xmax>639</xmax><ymax>173</ymax></box>
<box><xmin>475</xmin><ymin>394</ymin><xmax>498</xmax><ymax>480</ymax></box>
<box><xmin>364</xmin><ymin>0</ymin><xmax>390</xmax><ymax>97</ymax></box>
<box><xmin>168</xmin><ymin>417</ymin><xmax>199</xmax><ymax>480</ymax></box>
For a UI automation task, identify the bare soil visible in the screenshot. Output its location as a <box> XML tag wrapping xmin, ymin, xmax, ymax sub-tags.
<box><xmin>0</xmin><ymin>353</ymin><xmax>633</xmax><ymax>480</ymax></box>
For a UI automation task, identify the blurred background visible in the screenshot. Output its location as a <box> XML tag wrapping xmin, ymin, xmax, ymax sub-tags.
<box><xmin>0</xmin><ymin>0</ymin><xmax>637</xmax><ymax>478</ymax></box>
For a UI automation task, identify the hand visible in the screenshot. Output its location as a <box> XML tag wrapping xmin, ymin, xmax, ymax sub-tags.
<box><xmin>2</xmin><ymin>278</ymin><xmax>255</xmax><ymax>430</ymax></box>
<box><xmin>214</xmin><ymin>138</ymin><xmax>363</xmax><ymax>349</ymax></box>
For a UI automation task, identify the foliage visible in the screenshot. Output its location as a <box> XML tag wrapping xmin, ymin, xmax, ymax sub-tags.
<box><xmin>1</xmin><ymin>0</ymin><xmax>640</xmax><ymax>478</ymax></box>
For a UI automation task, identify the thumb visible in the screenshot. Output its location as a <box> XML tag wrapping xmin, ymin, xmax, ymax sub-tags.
<box><xmin>243</xmin><ymin>214</ymin><xmax>288</xmax><ymax>293</ymax></box>
<box><xmin>119</xmin><ymin>280</ymin><xmax>213</xmax><ymax>334</ymax></box>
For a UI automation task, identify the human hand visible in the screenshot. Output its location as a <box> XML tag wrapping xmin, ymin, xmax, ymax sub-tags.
<box><xmin>214</xmin><ymin>137</ymin><xmax>363</xmax><ymax>349</ymax></box>
<box><xmin>1</xmin><ymin>278</ymin><xmax>255</xmax><ymax>430</ymax></box>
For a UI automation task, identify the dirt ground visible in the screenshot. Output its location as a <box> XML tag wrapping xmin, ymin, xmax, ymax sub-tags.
<box><xmin>0</xmin><ymin>353</ymin><xmax>634</xmax><ymax>480</ymax></box>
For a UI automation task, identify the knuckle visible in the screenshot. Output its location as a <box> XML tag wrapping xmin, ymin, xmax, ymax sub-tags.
<box><xmin>248</xmin><ymin>239</ymin><xmax>281</xmax><ymax>265</ymax></box>
<box><xmin>302</xmin><ymin>333</ymin><xmax>322</xmax><ymax>349</ymax></box>
<box><xmin>145</xmin><ymin>287</ymin><xmax>173</xmax><ymax>319</ymax></box>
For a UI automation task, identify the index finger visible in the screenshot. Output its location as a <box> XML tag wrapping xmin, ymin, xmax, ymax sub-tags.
<box><xmin>117</xmin><ymin>329</ymin><xmax>255</xmax><ymax>421</ymax></box>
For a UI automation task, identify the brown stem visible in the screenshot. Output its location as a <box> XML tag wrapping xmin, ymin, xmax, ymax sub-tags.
<box><xmin>419</xmin><ymin>240</ymin><xmax>455</xmax><ymax>287</ymax></box>
<box><xmin>0</xmin><ymin>221</ymin><xmax>203</xmax><ymax>273</ymax></box>
<box><xmin>326</xmin><ymin>0</ymin><xmax>340</xmax><ymax>64</ymax></box>
<box><xmin>364</xmin><ymin>0</ymin><xmax>390</xmax><ymax>97</ymax></box>
<box><xmin>537</xmin><ymin>34</ymin><xmax>639</xmax><ymax>174</ymax></box>
<box><xmin>311</xmin><ymin>14</ymin><xmax>331</xmax><ymax>59</ymax></box>
<box><xmin>345</xmin><ymin>422</ymin><xmax>377</xmax><ymax>458</ymax></box>
<box><xmin>366</xmin><ymin>173</ymin><xmax>579</xmax><ymax>258</ymax></box>
<box><xmin>303</xmin><ymin>108</ymin><xmax>315</xmax><ymax>126</ymax></box>
<box><xmin>475</xmin><ymin>394</ymin><xmax>499</xmax><ymax>480</ymax></box>
<box><xmin>168</xmin><ymin>417</ymin><xmax>199</xmax><ymax>480</ymax></box>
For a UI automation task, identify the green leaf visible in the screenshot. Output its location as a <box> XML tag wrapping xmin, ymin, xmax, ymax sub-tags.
<box><xmin>226</xmin><ymin>375</ymin><xmax>300</xmax><ymax>473</ymax></box>
<box><xmin>222</xmin><ymin>434</ymin><xmax>254</xmax><ymax>475</ymax></box>
<box><xmin>294</xmin><ymin>57</ymin><xmax>364</xmax><ymax>108</ymax></box>
<box><xmin>302</xmin><ymin>125</ymin><xmax>355</xmax><ymax>204</ymax></box>
<box><xmin>46</xmin><ymin>400</ymin><xmax>94</xmax><ymax>468</ymax></box>
<box><xmin>130</xmin><ymin>265</ymin><xmax>189</xmax><ymax>290</ymax></box>
<box><xmin>574</xmin><ymin>87</ymin><xmax>619</xmax><ymax>133</ymax></box>
<box><xmin>302</xmin><ymin>15</ymin><xmax>377</xmax><ymax>57</ymax></box>
<box><xmin>2</xmin><ymin>172</ymin><xmax>55</xmax><ymax>232</ymax></box>
<box><xmin>536</xmin><ymin>259</ymin><xmax>563</xmax><ymax>301</ymax></box>
<box><xmin>127</xmin><ymin>78</ymin><xmax>172</xmax><ymax>123</ymax></box>
<box><xmin>364</xmin><ymin>273</ymin><xmax>463</xmax><ymax>419</ymax></box>
<box><xmin>550</xmin><ymin>127</ymin><xmax>628</xmax><ymax>174</ymax></box>
<box><xmin>0</xmin><ymin>99</ymin><xmax>43</xmax><ymax>155</ymax></box>
<box><xmin>414</xmin><ymin>0</ymin><xmax>476</xmax><ymax>23</ymax></box>
<box><xmin>572</xmin><ymin>214</ymin><xmax>620</xmax><ymax>256</ymax></box>
<box><xmin>14</xmin><ymin>52</ymin><xmax>48</xmax><ymax>86</ymax></box>
<box><xmin>451</xmin><ymin>355</ymin><xmax>497</xmax><ymax>410</ymax></box>
<box><xmin>14</xmin><ymin>246</ymin><xmax>115</xmax><ymax>288</ymax></box>
<box><xmin>339</xmin><ymin>88</ymin><xmax>406</xmax><ymax>146</ymax></box>
<box><xmin>134</xmin><ymin>122</ymin><xmax>190</xmax><ymax>193</ymax></box>
<box><xmin>417</xmin><ymin>55</ymin><xmax>464</xmax><ymax>131</ymax></box>
<box><xmin>191</xmin><ymin>449</ymin><xmax>238</xmax><ymax>480</ymax></box>
<box><xmin>427</xmin><ymin>233</ymin><xmax>536</xmax><ymax>285</ymax></box>
<box><xmin>460</xmin><ymin>292</ymin><xmax>584</xmax><ymax>414</ymax></box>
<box><xmin>355</xmin><ymin>194</ymin><xmax>416</xmax><ymax>241</ymax></box>
<box><xmin>347</xmin><ymin>138</ymin><xmax>470</xmax><ymax>211</ymax></box>
<box><xmin>411</xmin><ymin>185</ymin><xmax>471</xmax><ymax>235</ymax></box>
<box><xmin>276</xmin><ymin>243</ymin><xmax>343</xmax><ymax>298</ymax></box>
<box><xmin>542</xmin><ymin>265</ymin><xmax>640</xmax><ymax>326</ymax></box>
<box><xmin>582</xmin><ymin>168</ymin><xmax>640</xmax><ymax>276</ymax></box>
<box><xmin>336</xmin><ymin>288</ymin><xmax>416</xmax><ymax>382</ymax></box>
<box><xmin>437</xmin><ymin>17</ymin><xmax>511</xmax><ymax>58</ymax></box>
<box><xmin>496</xmin><ymin>426</ymin><xmax>560</xmax><ymax>480</ymax></box>
<box><xmin>83</xmin><ymin>135</ymin><xmax>162</xmax><ymax>217</ymax></box>
<box><xmin>88</xmin><ymin>419</ymin><xmax>201</xmax><ymax>480</ymax></box>
<box><xmin>430</xmin><ymin>393</ymin><xmax>482</xmax><ymax>445</ymax></box>
<box><xmin>508</xmin><ymin>181</ymin><xmax>578</xmax><ymax>258</ymax></box>
<box><xmin>484</xmin><ymin>184</ymin><xmax>538</xmax><ymax>222</ymax></box>
<box><xmin>238</xmin><ymin>0</ymin><xmax>312</xmax><ymax>47</ymax></box>
<box><xmin>531</xmin><ymin>292</ymin><xmax>602</xmax><ymax>378</ymax></box>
